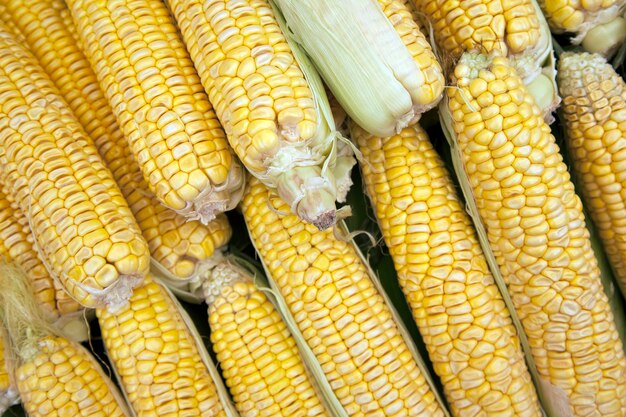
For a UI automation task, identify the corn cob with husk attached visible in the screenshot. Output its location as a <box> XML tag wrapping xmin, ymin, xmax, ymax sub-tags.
<box><xmin>202</xmin><ymin>260</ymin><xmax>331</xmax><ymax>417</ymax></box>
<box><xmin>269</xmin><ymin>0</ymin><xmax>444</xmax><ymax>137</ymax></box>
<box><xmin>538</xmin><ymin>0</ymin><xmax>626</xmax><ymax>57</ymax></box>
<box><xmin>241</xmin><ymin>176</ymin><xmax>447</xmax><ymax>417</ymax></box>
<box><xmin>557</xmin><ymin>51</ymin><xmax>626</xmax><ymax>300</ymax></box>
<box><xmin>64</xmin><ymin>0</ymin><xmax>244</xmax><ymax>223</ymax></box>
<box><xmin>97</xmin><ymin>274</ymin><xmax>236</xmax><ymax>417</ymax></box>
<box><xmin>0</xmin><ymin>189</ymin><xmax>87</xmax><ymax>340</ymax></box>
<box><xmin>4</xmin><ymin>0</ymin><xmax>233</xmax><ymax>282</ymax></box>
<box><xmin>351</xmin><ymin>122</ymin><xmax>542</xmax><ymax>417</ymax></box>
<box><xmin>412</xmin><ymin>0</ymin><xmax>559</xmax><ymax>117</ymax></box>
<box><xmin>0</xmin><ymin>262</ymin><xmax>132</xmax><ymax>417</ymax></box>
<box><xmin>0</xmin><ymin>22</ymin><xmax>149</xmax><ymax>310</ymax></box>
<box><xmin>441</xmin><ymin>50</ymin><xmax>626</xmax><ymax>416</ymax></box>
<box><xmin>167</xmin><ymin>0</ymin><xmax>351</xmax><ymax>231</ymax></box>
<box><xmin>0</xmin><ymin>328</ymin><xmax>19</xmax><ymax>414</ymax></box>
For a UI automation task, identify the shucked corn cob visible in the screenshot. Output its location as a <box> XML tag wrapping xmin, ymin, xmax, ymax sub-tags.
<box><xmin>558</xmin><ymin>52</ymin><xmax>626</xmax><ymax>300</ymax></box>
<box><xmin>271</xmin><ymin>0</ymin><xmax>444</xmax><ymax>137</ymax></box>
<box><xmin>0</xmin><ymin>189</ymin><xmax>82</xmax><ymax>322</ymax></box>
<box><xmin>65</xmin><ymin>0</ymin><xmax>244</xmax><ymax>222</ymax></box>
<box><xmin>204</xmin><ymin>261</ymin><xmax>330</xmax><ymax>417</ymax></box>
<box><xmin>97</xmin><ymin>274</ymin><xmax>228</xmax><ymax>417</ymax></box>
<box><xmin>5</xmin><ymin>0</ymin><xmax>232</xmax><ymax>281</ymax></box>
<box><xmin>0</xmin><ymin>263</ymin><xmax>132</xmax><ymax>417</ymax></box>
<box><xmin>241</xmin><ymin>177</ymin><xmax>445</xmax><ymax>417</ymax></box>
<box><xmin>351</xmin><ymin>122</ymin><xmax>542</xmax><ymax>417</ymax></box>
<box><xmin>0</xmin><ymin>22</ymin><xmax>149</xmax><ymax>310</ymax></box>
<box><xmin>168</xmin><ymin>0</ymin><xmax>345</xmax><ymax>230</ymax></box>
<box><xmin>0</xmin><ymin>2</ymin><xmax>23</xmax><ymax>41</ymax></box>
<box><xmin>0</xmin><ymin>328</ymin><xmax>19</xmax><ymax>414</ymax></box>
<box><xmin>444</xmin><ymin>50</ymin><xmax>626</xmax><ymax>416</ymax></box>
<box><xmin>538</xmin><ymin>0</ymin><xmax>626</xmax><ymax>56</ymax></box>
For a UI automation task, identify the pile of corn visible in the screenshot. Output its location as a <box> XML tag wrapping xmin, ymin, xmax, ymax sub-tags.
<box><xmin>0</xmin><ymin>0</ymin><xmax>625</xmax><ymax>416</ymax></box>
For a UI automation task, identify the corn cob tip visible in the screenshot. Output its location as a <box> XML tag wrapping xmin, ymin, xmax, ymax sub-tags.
<box><xmin>581</xmin><ymin>16</ymin><xmax>626</xmax><ymax>57</ymax></box>
<box><xmin>93</xmin><ymin>273</ymin><xmax>144</xmax><ymax>314</ymax></box>
<box><xmin>202</xmin><ymin>261</ymin><xmax>252</xmax><ymax>306</ymax></box>
<box><xmin>274</xmin><ymin>166</ymin><xmax>339</xmax><ymax>230</ymax></box>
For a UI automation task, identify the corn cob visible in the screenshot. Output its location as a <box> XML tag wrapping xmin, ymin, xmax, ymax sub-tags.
<box><xmin>538</xmin><ymin>0</ymin><xmax>626</xmax><ymax>56</ymax></box>
<box><xmin>97</xmin><ymin>274</ymin><xmax>228</xmax><ymax>417</ymax></box>
<box><xmin>241</xmin><ymin>176</ymin><xmax>445</xmax><ymax>417</ymax></box>
<box><xmin>0</xmin><ymin>262</ymin><xmax>132</xmax><ymax>417</ymax></box>
<box><xmin>558</xmin><ymin>51</ymin><xmax>626</xmax><ymax>300</ymax></box>
<box><xmin>444</xmin><ymin>50</ymin><xmax>626</xmax><ymax>416</ymax></box>
<box><xmin>0</xmin><ymin>22</ymin><xmax>149</xmax><ymax>310</ymax></box>
<box><xmin>0</xmin><ymin>328</ymin><xmax>19</xmax><ymax>414</ymax></box>
<box><xmin>168</xmin><ymin>0</ymin><xmax>344</xmax><ymax>230</ymax></box>
<box><xmin>351</xmin><ymin>122</ymin><xmax>542</xmax><ymax>417</ymax></box>
<box><xmin>411</xmin><ymin>0</ymin><xmax>558</xmax><ymax>115</ymax></box>
<box><xmin>5</xmin><ymin>0</ymin><xmax>232</xmax><ymax>281</ymax></box>
<box><xmin>64</xmin><ymin>0</ymin><xmax>244</xmax><ymax>222</ymax></box>
<box><xmin>0</xmin><ymin>189</ymin><xmax>81</xmax><ymax>321</ymax></box>
<box><xmin>0</xmin><ymin>3</ymin><xmax>23</xmax><ymax>42</ymax></box>
<box><xmin>203</xmin><ymin>261</ymin><xmax>330</xmax><ymax>417</ymax></box>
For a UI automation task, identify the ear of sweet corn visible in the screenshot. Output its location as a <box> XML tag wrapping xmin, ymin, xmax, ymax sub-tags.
<box><xmin>168</xmin><ymin>0</ymin><xmax>345</xmax><ymax>231</ymax></box>
<box><xmin>0</xmin><ymin>2</ymin><xmax>23</xmax><ymax>41</ymax></box>
<box><xmin>412</xmin><ymin>0</ymin><xmax>560</xmax><ymax>117</ymax></box>
<box><xmin>5</xmin><ymin>0</ymin><xmax>233</xmax><ymax>282</ymax></box>
<box><xmin>557</xmin><ymin>51</ymin><xmax>626</xmax><ymax>300</ymax></box>
<box><xmin>97</xmin><ymin>273</ymin><xmax>238</xmax><ymax>417</ymax></box>
<box><xmin>351</xmin><ymin>122</ymin><xmax>542</xmax><ymax>417</ymax></box>
<box><xmin>0</xmin><ymin>262</ymin><xmax>132</xmax><ymax>417</ymax></box>
<box><xmin>0</xmin><ymin>327</ymin><xmax>19</xmax><ymax>414</ymax></box>
<box><xmin>204</xmin><ymin>261</ymin><xmax>331</xmax><ymax>417</ymax></box>
<box><xmin>441</xmin><ymin>50</ymin><xmax>626</xmax><ymax>417</ymax></box>
<box><xmin>270</xmin><ymin>0</ymin><xmax>444</xmax><ymax>137</ymax></box>
<box><xmin>0</xmin><ymin>22</ymin><xmax>149</xmax><ymax>311</ymax></box>
<box><xmin>0</xmin><ymin>189</ymin><xmax>83</xmax><ymax>325</ymax></box>
<box><xmin>64</xmin><ymin>0</ymin><xmax>244</xmax><ymax>223</ymax></box>
<box><xmin>537</xmin><ymin>0</ymin><xmax>626</xmax><ymax>57</ymax></box>
<box><xmin>241</xmin><ymin>176</ymin><xmax>448</xmax><ymax>417</ymax></box>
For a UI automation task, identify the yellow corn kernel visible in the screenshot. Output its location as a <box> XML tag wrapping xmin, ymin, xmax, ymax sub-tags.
<box><xmin>558</xmin><ymin>51</ymin><xmax>626</xmax><ymax>299</ymax></box>
<box><xmin>378</xmin><ymin>0</ymin><xmax>445</xmax><ymax>111</ymax></box>
<box><xmin>169</xmin><ymin>0</ymin><xmax>342</xmax><ymax>230</ymax></box>
<box><xmin>64</xmin><ymin>0</ymin><xmax>243</xmax><ymax>222</ymax></box>
<box><xmin>5</xmin><ymin>0</ymin><xmax>233</xmax><ymax>279</ymax></box>
<box><xmin>352</xmin><ymin>122</ymin><xmax>542</xmax><ymax>417</ymax></box>
<box><xmin>0</xmin><ymin>23</ymin><xmax>149</xmax><ymax>310</ymax></box>
<box><xmin>97</xmin><ymin>275</ymin><xmax>227</xmax><ymax>417</ymax></box>
<box><xmin>241</xmin><ymin>176</ymin><xmax>445</xmax><ymax>417</ymax></box>
<box><xmin>206</xmin><ymin>264</ymin><xmax>330</xmax><ymax>417</ymax></box>
<box><xmin>447</xmin><ymin>50</ymin><xmax>626</xmax><ymax>416</ymax></box>
<box><xmin>0</xmin><ymin>190</ymin><xmax>81</xmax><ymax>318</ymax></box>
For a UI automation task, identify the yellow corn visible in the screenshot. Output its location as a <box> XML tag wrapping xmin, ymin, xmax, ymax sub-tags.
<box><xmin>0</xmin><ymin>3</ymin><xmax>22</xmax><ymax>41</ymax></box>
<box><xmin>169</xmin><ymin>0</ymin><xmax>342</xmax><ymax>230</ymax></box>
<box><xmin>0</xmin><ymin>22</ymin><xmax>149</xmax><ymax>310</ymax></box>
<box><xmin>5</xmin><ymin>0</ymin><xmax>232</xmax><ymax>280</ymax></box>
<box><xmin>0</xmin><ymin>189</ymin><xmax>81</xmax><ymax>319</ymax></box>
<box><xmin>0</xmin><ymin>263</ymin><xmax>131</xmax><ymax>417</ymax></box>
<box><xmin>241</xmin><ymin>176</ymin><xmax>445</xmax><ymax>417</ymax></box>
<box><xmin>0</xmin><ymin>328</ymin><xmax>19</xmax><ymax>413</ymax></box>
<box><xmin>97</xmin><ymin>274</ymin><xmax>227</xmax><ymax>417</ymax></box>
<box><xmin>377</xmin><ymin>0</ymin><xmax>445</xmax><ymax>113</ymax></box>
<box><xmin>64</xmin><ymin>0</ymin><xmax>243</xmax><ymax>222</ymax></box>
<box><xmin>446</xmin><ymin>50</ymin><xmax>626</xmax><ymax>416</ymax></box>
<box><xmin>204</xmin><ymin>262</ymin><xmax>330</xmax><ymax>417</ymax></box>
<box><xmin>538</xmin><ymin>0</ymin><xmax>626</xmax><ymax>56</ymax></box>
<box><xmin>558</xmin><ymin>51</ymin><xmax>626</xmax><ymax>299</ymax></box>
<box><xmin>352</xmin><ymin>123</ymin><xmax>542</xmax><ymax>417</ymax></box>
